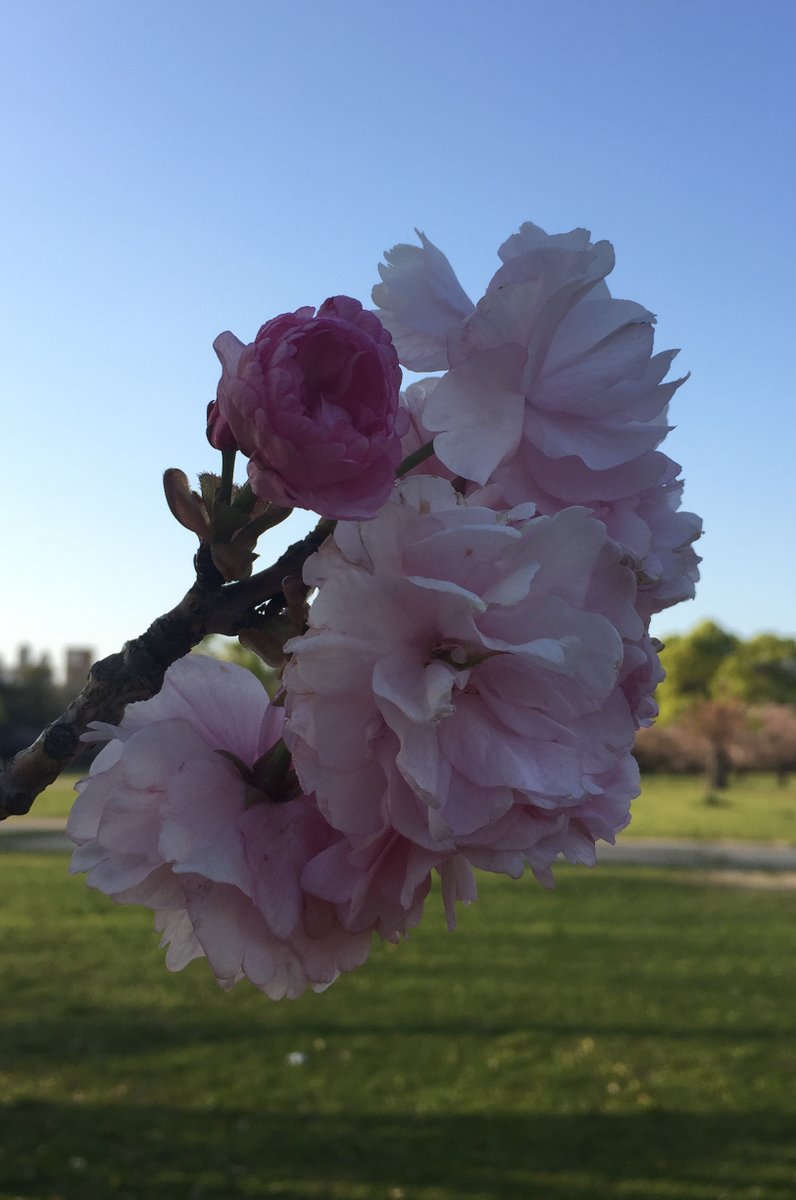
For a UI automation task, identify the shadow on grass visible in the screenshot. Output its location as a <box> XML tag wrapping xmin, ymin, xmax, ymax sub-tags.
<box><xmin>3</xmin><ymin>1008</ymin><xmax>795</xmax><ymax>1067</ymax></box>
<box><xmin>2</xmin><ymin>1102</ymin><xmax>795</xmax><ymax>1199</ymax></box>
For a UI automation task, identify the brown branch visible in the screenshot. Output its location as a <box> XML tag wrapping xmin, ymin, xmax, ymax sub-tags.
<box><xmin>0</xmin><ymin>524</ymin><xmax>331</xmax><ymax>820</ymax></box>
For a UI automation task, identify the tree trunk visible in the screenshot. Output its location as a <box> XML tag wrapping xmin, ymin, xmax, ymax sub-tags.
<box><xmin>705</xmin><ymin>742</ymin><xmax>731</xmax><ymax>790</ymax></box>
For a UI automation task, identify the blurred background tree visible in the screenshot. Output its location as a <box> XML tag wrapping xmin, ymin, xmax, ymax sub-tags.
<box><xmin>638</xmin><ymin>622</ymin><xmax>796</xmax><ymax>791</ymax></box>
<box><xmin>0</xmin><ymin>653</ymin><xmax>69</xmax><ymax>759</ymax></box>
<box><xmin>655</xmin><ymin>621</ymin><xmax>739</xmax><ymax>722</ymax></box>
<box><xmin>712</xmin><ymin>634</ymin><xmax>796</xmax><ymax>706</ymax></box>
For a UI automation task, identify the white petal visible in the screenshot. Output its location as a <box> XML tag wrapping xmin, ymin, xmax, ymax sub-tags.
<box><xmin>121</xmin><ymin>656</ymin><xmax>271</xmax><ymax>767</ymax></box>
<box><xmin>213</xmin><ymin>330</ymin><xmax>246</xmax><ymax>375</ymax></box>
<box><xmin>423</xmin><ymin>347</ymin><xmax>527</xmax><ymax>484</ymax></box>
<box><xmin>372</xmin><ymin>232</ymin><xmax>474</xmax><ymax>371</ymax></box>
<box><xmin>373</xmin><ymin>651</ymin><xmax>456</xmax><ymax>725</ymax></box>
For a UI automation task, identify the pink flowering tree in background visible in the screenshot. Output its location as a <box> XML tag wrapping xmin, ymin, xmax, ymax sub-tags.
<box><xmin>0</xmin><ymin>222</ymin><xmax>701</xmax><ymax>999</ymax></box>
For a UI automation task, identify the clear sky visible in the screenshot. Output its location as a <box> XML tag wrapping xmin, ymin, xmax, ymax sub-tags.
<box><xmin>1</xmin><ymin>0</ymin><xmax>794</xmax><ymax>678</ymax></box>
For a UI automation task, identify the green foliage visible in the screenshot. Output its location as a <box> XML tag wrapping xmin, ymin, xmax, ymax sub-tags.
<box><xmin>656</xmin><ymin>621</ymin><xmax>739</xmax><ymax>722</ymax></box>
<box><xmin>656</xmin><ymin>622</ymin><xmax>796</xmax><ymax>723</ymax></box>
<box><xmin>713</xmin><ymin>634</ymin><xmax>796</xmax><ymax>706</ymax></box>
<box><xmin>1</xmin><ymin>854</ymin><xmax>796</xmax><ymax>1199</ymax></box>
<box><xmin>0</xmin><ymin>661</ymin><xmax>67</xmax><ymax>731</ymax></box>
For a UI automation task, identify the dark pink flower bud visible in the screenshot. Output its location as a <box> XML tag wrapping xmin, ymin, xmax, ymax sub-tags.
<box><xmin>208</xmin><ymin>332</ymin><xmax>245</xmax><ymax>452</ymax></box>
<box><xmin>206</xmin><ymin>398</ymin><xmax>238</xmax><ymax>452</ymax></box>
<box><xmin>212</xmin><ymin>297</ymin><xmax>406</xmax><ymax>520</ymax></box>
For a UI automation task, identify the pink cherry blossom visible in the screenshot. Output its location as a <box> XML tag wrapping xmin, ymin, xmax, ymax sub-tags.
<box><xmin>375</xmin><ymin>225</ymin><xmax>699</xmax><ymax>627</ymax></box>
<box><xmin>594</xmin><ymin>471</ymin><xmax>702</xmax><ymax>621</ymax></box>
<box><xmin>374</xmin><ymin>223</ymin><xmax>682</xmax><ymax>491</ymax></box>
<box><xmin>284</xmin><ymin>477</ymin><xmax>642</xmax><ymax>886</ymax></box>
<box><xmin>396</xmin><ymin>378</ymin><xmax>455</xmax><ymax>481</ymax></box>
<box><xmin>493</xmin><ymin>450</ymin><xmax>702</xmax><ymax>622</ymax></box>
<box><xmin>43</xmin><ymin>217</ymin><xmax>705</xmax><ymax>1001</ymax></box>
<box><xmin>211</xmin><ymin>296</ymin><xmax>406</xmax><ymax>521</ymax></box>
<box><xmin>372</xmin><ymin>231</ymin><xmax>475</xmax><ymax>372</ymax></box>
<box><xmin>67</xmin><ymin>655</ymin><xmax>376</xmax><ymax>998</ymax></box>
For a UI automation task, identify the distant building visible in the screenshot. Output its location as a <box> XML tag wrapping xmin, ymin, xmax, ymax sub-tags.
<box><xmin>65</xmin><ymin>647</ymin><xmax>94</xmax><ymax>694</ymax></box>
<box><xmin>0</xmin><ymin>645</ymin><xmax>94</xmax><ymax>689</ymax></box>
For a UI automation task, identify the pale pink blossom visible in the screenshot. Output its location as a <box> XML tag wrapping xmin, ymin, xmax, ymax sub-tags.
<box><xmin>619</xmin><ymin>633</ymin><xmax>666</xmax><ymax>729</ymax></box>
<box><xmin>597</xmin><ymin>474</ymin><xmax>702</xmax><ymax>621</ymax></box>
<box><xmin>494</xmin><ymin>451</ymin><xmax>702</xmax><ymax>622</ymax></box>
<box><xmin>372</xmin><ymin>231</ymin><xmax>475</xmax><ymax>372</ymax></box>
<box><xmin>67</xmin><ymin>655</ymin><xmax>376</xmax><ymax>998</ymax></box>
<box><xmin>376</xmin><ymin>224</ymin><xmax>700</xmax><ymax>622</ymax></box>
<box><xmin>211</xmin><ymin>297</ymin><xmax>406</xmax><ymax>520</ymax></box>
<box><xmin>375</xmin><ymin>224</ymin><xmax>682</xmax><ymax>492</ymax></box>
<box><xmin>300</xmin><ymin>827</ymin><xmax>466</xmax><ymax>935</ymax></box>
<box><xmin>284</xmin><ymin>477</ymin><xmax>642</xmax><ymax>884</ymax></box>
<box><xmin>396</xmin><ymin>378</ymin><xmax>455</xmax><ymax>481</ymax></box>
<box><xmin>58</xmin><ymin>219</ymin><xmax>703</xmax><ymax>996</ymax></box>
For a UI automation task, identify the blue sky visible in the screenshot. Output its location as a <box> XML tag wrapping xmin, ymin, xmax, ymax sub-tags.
<box><xmin>1</xmin><ymin>0</ymin><xmax>794</xmax><ymax>676</ymax></box>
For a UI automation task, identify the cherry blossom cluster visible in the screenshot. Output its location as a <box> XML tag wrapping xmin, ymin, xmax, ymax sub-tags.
<box><xmin>68</xmin><ymin>222</ymin><xmax>701</xmax><ymax>998</ymax></box>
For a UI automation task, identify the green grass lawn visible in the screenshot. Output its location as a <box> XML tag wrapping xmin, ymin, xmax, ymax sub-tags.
<box><xmin>29</xmin><ymin>771</ymin><xmax>83</xmax><ymax>818</ymax></box>
<box><xmin>631</xmin><ymin>773</ymin><xmax>796</xmax><ymax>842</ymax></box>
<box><xmin>1</xmin><ymin>854</ymin><xmax>795</xmax><ymax>1199</ymax></box>
<box><xmin>31</xmin><ymin>770</ymin><xmax>796</xmax><ymax>843</ymax></box>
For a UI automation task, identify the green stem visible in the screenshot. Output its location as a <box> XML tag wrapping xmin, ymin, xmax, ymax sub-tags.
<box><xmin>396</xmin><ymin>440</ymin><xmax>436</xmax><ymax>478</ymax></box>
<box><xmin>219</xmin><ymin>448</ymin><xmax>236</xmax><ymax>507</ymax></box>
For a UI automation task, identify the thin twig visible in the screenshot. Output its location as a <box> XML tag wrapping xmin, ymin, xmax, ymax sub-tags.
<box><xmin>0</xmin><ymin>523</ymin><xmax>331</xmax><ymax>820</ymax></box>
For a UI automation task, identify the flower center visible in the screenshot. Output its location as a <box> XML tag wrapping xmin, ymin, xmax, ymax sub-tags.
<box><xmin>431</xmin><ymin>639</ymin><xmax>500</xmax><ymax>671</ymax></box>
